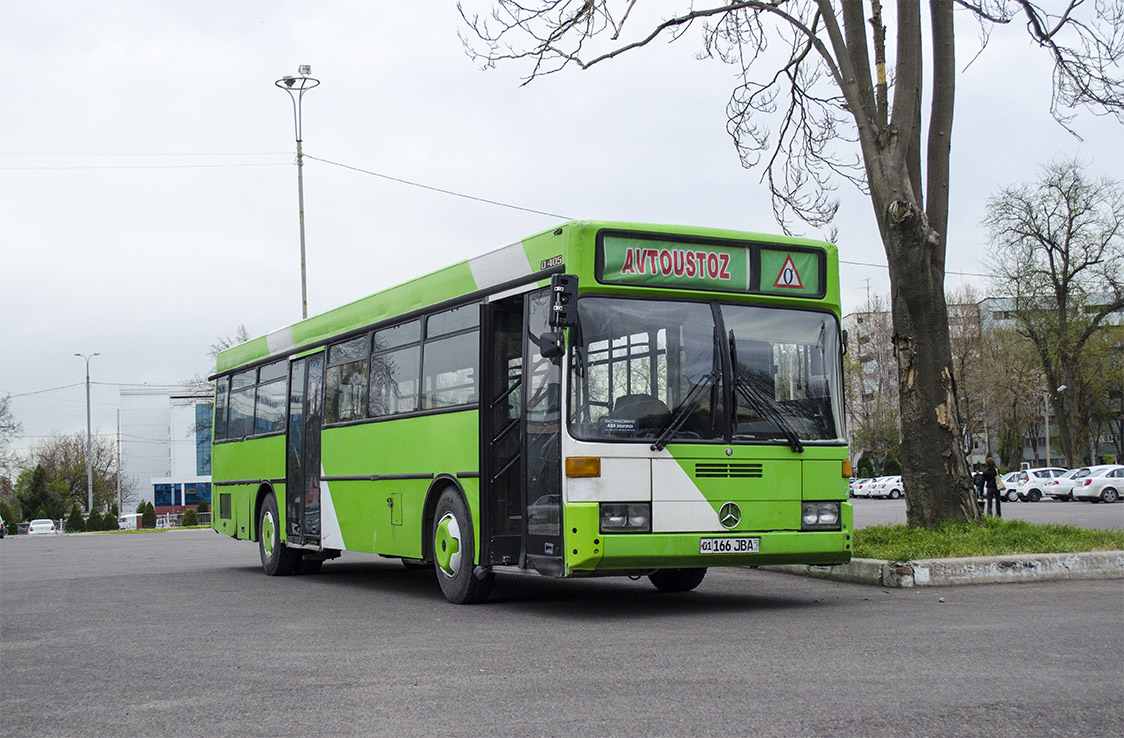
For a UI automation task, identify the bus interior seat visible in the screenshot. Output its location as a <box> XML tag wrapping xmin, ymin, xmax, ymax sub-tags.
<box><xmin>611</xmin><ymin>394</ymin><xmax>670</xmax><ymax>421</ymax></box>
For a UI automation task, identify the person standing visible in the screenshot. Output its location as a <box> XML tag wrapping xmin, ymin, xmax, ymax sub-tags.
<box><xmin>982</xmin><ymin>457</ymin><xmax>1002</xmax><ymax>518</ymax></box>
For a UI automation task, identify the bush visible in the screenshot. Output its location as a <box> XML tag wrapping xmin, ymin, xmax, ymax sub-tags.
<box><xmin>141</xmin><ymin>501</ymin><xmax>157</xmax><ymax>529</ymax></box>
<box><xmin>66</xmin><ymin>502</ymin><xmax>85</xmax><ymax>533</ymax></box>
<box><xmin>857</xmin><ymin>452</ymin><xmax>875</xmax><ymax>478</ymax></box>
<box><xmin>182</xmin><ymin>508</ymin><xmax>199</xmax><ymax>527</ymax></box>
<box><xmin>86</xmin><ymin>509</ymin><xmax>103</xmax><ymax>531</ymax></box>
<box><xmin>105</xmin><ymin>511</ymin><xmax>119</xmax><ymax>530</ymax></box>
<box><xmin>196</xmin><ymin>501</ymin><xmax>209</xmax><ymax>514</ymax></box>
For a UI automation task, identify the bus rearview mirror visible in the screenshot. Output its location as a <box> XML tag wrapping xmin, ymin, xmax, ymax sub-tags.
<box><xmin>549</xmin><ymin>274</ymin><xmax>578</xmax><ymax>328</ymax></box>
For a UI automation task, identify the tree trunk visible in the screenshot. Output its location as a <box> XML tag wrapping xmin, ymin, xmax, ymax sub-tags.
<box><xmin>883</xmin><ymin>209</ymin><xmax>979</xmax><ymax>526</ymax></box>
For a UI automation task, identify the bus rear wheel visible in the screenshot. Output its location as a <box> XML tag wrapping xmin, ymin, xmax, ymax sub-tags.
<box><xmin>433</xmin><ymin>488</ymin><xmax>493</xmax><ymax>604</ymax></box>
<box><xmin>648</xmin><ymin>568</ymin><xmax>707</xmax><ymax>593</ymax></box>
<box><xmin>259</xmin><ymin>493</ymin><xmax>299</xmax><ymax>576</ymax></box>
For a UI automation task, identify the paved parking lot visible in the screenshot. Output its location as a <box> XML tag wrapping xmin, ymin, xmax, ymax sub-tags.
<box><xmin>2</xmin><ymin>529</ymin><xmax>1122</xmax><ymax>738</ymax></box>
<box><xmin>851</xmin><ymin>495</ymin><xmax>1124</xmax><ymax>530</ymax></box>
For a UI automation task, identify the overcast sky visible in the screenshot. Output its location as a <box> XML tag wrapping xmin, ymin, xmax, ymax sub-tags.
<box><xmin>3</xmin><ymin>1</ymin><xmax>1120</xmax><ymax>460</ymax></box>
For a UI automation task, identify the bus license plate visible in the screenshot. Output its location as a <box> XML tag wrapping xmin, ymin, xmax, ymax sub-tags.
<box><xmin>699</xmin><ymin>537</ymin><xmax>760</xmax><ymax>554</ymax></box>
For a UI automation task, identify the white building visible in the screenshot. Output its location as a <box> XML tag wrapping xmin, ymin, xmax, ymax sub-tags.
<box><xmin>119</xmin><ymin>387</ymin><xmax>212</xmax><ymax>513</ymax></box>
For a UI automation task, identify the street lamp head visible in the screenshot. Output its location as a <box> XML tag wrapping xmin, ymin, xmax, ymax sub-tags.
<box><xmin>299</xmin><ymin>64</ymin><xmax>311</xmax><ymax>76</ymax></box>
<box><xmin>282</xmin><ymin>75</ymin><xmax>296</xmax><ymax>88</ymax></box>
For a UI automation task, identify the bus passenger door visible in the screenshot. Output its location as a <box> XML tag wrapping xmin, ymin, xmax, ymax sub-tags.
<box><xmin>480</xmin><ymin>290</ymin><xmax>564</xmax><ymax>574</ymax></box>
<box><xmin>286</xmin><ymin>354</ymin><xmax>324</xmax><ymax>547</ymax></box>
<box><xmin>522</xmin><ymin>289</ymin><xmax>564</xmax><ymax>575</ymax></box>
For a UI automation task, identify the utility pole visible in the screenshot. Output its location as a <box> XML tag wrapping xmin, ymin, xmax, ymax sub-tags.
<box><xmin>75</xmin><ymin>352</ymin><xmax>100</xmax><ymax>511</ymax></box>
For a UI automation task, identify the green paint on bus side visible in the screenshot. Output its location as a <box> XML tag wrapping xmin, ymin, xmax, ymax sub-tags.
<box><xmin>319</xmin><ymin>411</ymin><xmax>479</xmax><ymax>558</ymax></box>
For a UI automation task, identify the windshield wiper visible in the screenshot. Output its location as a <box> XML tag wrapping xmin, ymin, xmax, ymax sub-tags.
<box><xmin>729</xmin><ymin>331</ymin><xmax>804</xmax><ymax>453</ymax></box>
<box><xmin>651</xmin><ymin>371</ymin><xmax>719</xmax><ymax>452</ymax></box>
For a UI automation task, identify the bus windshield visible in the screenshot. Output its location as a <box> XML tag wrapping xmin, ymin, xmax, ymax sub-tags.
<box><xmin>567</xmin><ymin>297</ymin><xmax>845</xmax><ymax>446</ymax></box>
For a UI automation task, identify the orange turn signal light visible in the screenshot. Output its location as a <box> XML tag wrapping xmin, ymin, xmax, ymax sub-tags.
<box><xmin>565</xmin><ymin>457</ymin><xmax>602</xmax><ymax>478</ymax></box>
<box><xmin>842</xmin><ymin>460</ymin><xmax>853</xmax><ymax>478</ymax></box>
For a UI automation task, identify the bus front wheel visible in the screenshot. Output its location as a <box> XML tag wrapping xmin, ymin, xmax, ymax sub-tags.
<box><xmin>433</xmin><ymin>488</ymin><xmax>493</xmax><ymax>604</ymax></box>
<box><xmin>259</xmin><ymin>493</ymin><xmax>299</xmax><ymax>576</ymax></box>
<box><xmin>648</xmin><ymin>568</ymin><xmax>707</xmax><ymax>593</ymax></box>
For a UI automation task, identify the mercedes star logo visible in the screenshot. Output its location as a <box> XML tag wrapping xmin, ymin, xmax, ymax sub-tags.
<box><xmin>719</xmin><ymin>502</ymin><xmax>741</xmax><ymax>529</ymax></box>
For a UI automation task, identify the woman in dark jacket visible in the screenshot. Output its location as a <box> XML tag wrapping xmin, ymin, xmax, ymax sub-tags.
<box><xmin>982</xmin><ymin>457</ymin><xmax>1002</xmax><ymax>518</ymax></box>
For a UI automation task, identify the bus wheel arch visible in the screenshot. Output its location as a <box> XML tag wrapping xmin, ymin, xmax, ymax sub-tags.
<box><xmin>420</xmin><ymin>475</ymin><xmax>463</xmax><ymax>564</ymax></box>
<box><xmin>252</xmin><ymin>482</ymin><xmax>275</xmax><ymax>543</ymax></box>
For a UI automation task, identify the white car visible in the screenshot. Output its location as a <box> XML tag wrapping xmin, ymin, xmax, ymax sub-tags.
<box><xmin>1046</xmin><ymin>465</ymin><xmax>1116</xmax><ymax>501</ymax></box>
<box><xmin>855</xmin><ymin>477</ymin><xmax>890</xmax><ymax>498</ymax></box>
<box><xmin>1072</xmin><ymin>465</ymin><xmax>1124</xmax><ymax>503</ymax></box>
<box><xmin>1010</xmin><ymin>467</ymin><xmax>1069</xmax><ymax>502</ymax></box>
<box><xmin>851</xmin><ymin>478</ymin><xmax>875</xmax><ymax>498</ymax></box>
<box><xmin>999</xmin><ymin>472</ymin><xmax>1021</xmax><ymax>502</ymax></box>
<box><xmin>27</xmin><ymin>518</ymin><xmax>58</xmax><ymax>536</ymax></box>
<box><xmin>877</xmin><ymin>475</ymin><xmax>905</xmax><ymax>499</ymax></box>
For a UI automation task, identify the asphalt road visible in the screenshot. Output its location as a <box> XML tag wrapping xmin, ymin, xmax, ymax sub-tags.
<box><xmin>2</xmin><ymin>530</ymin><xmax>1122</xmax><ymax>738</ymax></box>
<box><xmin>852</xmin><ymin>495</ymin><xmax>1124</xmax><ymax>530</ymax></box>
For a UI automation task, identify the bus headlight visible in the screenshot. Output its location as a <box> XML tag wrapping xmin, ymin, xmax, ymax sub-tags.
<box><xmin>801</xmin><ymin>502</ymin><xmax>841</xmax><ymax>530</ymax></box>
<box><xmin>600</xmin><ymin>503</ymin><xmax>651</xmax><ymax>533</ymax></box>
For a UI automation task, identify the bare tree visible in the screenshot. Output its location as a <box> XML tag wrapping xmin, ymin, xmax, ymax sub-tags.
<box><xmin>984</xmin><ymin>159</ymin><xmax>1124</xmax><ymax>467</ymax></box>
<box><xmin>458</xmin><ymin>0</ymin><xmax>1123</xmax><ymax>526</ymax></box>
<box><xmin>0</xmin><ymin>394</ymin><xmax>22</xmax><ymax>487</ymax></box>
<box><xmin>26</xmin><ymin>431</ymin><xmax>134</xmax><ymax>512</ymax></box>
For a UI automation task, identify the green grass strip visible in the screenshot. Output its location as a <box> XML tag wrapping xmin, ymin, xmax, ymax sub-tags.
<box><xmin>854</xmin><ymin>518</ymin><xmax>1124</xmax><ymax>561</ymax></box>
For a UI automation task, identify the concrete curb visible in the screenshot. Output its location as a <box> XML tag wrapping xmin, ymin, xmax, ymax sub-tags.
<box><xmin>763</xmin><ymin>550</ymin><xmax>1124</xmax><ymax>588</ymax></box>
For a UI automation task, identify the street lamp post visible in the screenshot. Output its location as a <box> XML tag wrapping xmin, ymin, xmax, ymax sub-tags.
<box><xmin>1044</xmin><ymin>384</ymin><xmax>1067</xmax><ymax>467</ymax></box>
<box><xmin>75</xmin><ymin>352</ymin><xmax>100</xmax><ymax>512</ymax></box>
<box><xmin>275</xmin><ymin>65</ymin><xmax>320</xmax><ymax>320</ymax></box>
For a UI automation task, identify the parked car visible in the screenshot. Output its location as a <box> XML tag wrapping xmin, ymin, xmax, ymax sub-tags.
<box><xmin>854</xmin><ymin>477</ymin><xmax>889</xmax><ymax>498</ymax></box>
<box><xmin>0</xmin><ymin>514</ymin><xmax>5</xmax><ymax>538</ymax></box>
<box><xmin>1010</xmin><ymin>467</ymin><xmax>1069</xmax><ymax>502</ymax></box>
<box><xmin>999</xmin><ymin>472</ymin><xmax>1021</xmax><ymax>502</ymax></box>
<box><xmin>876</xmin><ymin>475</ymin><xmax>905</xmax><ymax>499</ymax></box>
<box><xmin>1072</xmin><ymin>465</ymin><xmax>1124</xmax><ymax>503</ymax></box>
<box><xmin>849</xmin><ymin>478</ymin><xmax>876</xmax><ymax>494</ymax></box>
<box><xmin>27</xmin><ymin>518</ymin><xmax>58</xmax><ymax>536</ymax></box>
<box><xmin>1046</xmin><ymin>465</ymin><xmax>1116</xmax><ymax>501</ymax></box>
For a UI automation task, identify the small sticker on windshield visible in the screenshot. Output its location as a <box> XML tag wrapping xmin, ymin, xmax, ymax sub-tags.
<box><xmin>601</xmin><ymin>418</ymin><xmax>638</xmax><ymax>433</ymax></box>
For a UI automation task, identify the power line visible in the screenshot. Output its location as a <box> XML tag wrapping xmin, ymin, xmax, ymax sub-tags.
<box><xmin>306</xmin><ymin>155</ymin><xmax>572</xmax><ymax>220</ymax></box>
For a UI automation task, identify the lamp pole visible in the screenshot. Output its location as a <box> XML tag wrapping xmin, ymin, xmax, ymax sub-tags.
<box><xmin>75</xmin><ymin>352</ymin><xmax>100</xmax><ymax>512</ymax></box>
<box><xmin>1044</xmin><ymin>384</ymin><xmax>1067</xmax><ymax>467</ymax></box>
<box><xmin>275</xmin><ymin>65</ymin><xmax>320</xmax><ymax>320</ymax></box>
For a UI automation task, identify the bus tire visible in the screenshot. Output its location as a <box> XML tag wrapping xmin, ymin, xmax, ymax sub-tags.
<box><xmin>259</xmin><ymin>493</ymin><xmax>299</xmax><ymax>576</ymax></box>
<box><xmin>433</xmin><ymin>488</ymin><xmax>493</xmax><ymax>604</ymax></box>
<box><xmin>648</xmin><ymin>567</ymin><xmax>707</xmax><ymax>593</ymax></box>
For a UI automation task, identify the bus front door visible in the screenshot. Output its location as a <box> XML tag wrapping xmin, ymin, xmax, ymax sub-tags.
<box><xmin>481</xmin><ymin>290</ymin><xmax>564</xmax><ymax>575</ymax></box>
<box><xmin>285</xmin><ymin>354</ymin><xmax>324</xmax><ymax>547</ymax></box>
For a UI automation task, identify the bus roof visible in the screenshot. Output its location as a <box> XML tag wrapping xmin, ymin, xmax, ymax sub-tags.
<box><xmin>215</xmin><ymin>220</ymin><xmax>839</xmax><ymax>375</ymax></box>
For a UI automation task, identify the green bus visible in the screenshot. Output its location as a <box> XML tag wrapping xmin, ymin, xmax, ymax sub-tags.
<box><xmin>210</xmin><ymin>220</ymin><xmax>852</xmax><ymax>603</ymax></box>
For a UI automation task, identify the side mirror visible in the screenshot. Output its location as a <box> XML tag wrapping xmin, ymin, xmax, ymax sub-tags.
<box><xmin>540</xmin><ymin>332</ymin><xmax>565</xmax><ymax>361</ymax></box>
<box><xmin>549</xmin><ymin>274</ymin><xmax>578</xmax><ymax>328</ymax></box>
<box><xmin>841</xmin><ymin>329</ymin><xmax>849</xmax><ymax>355</ymax></box>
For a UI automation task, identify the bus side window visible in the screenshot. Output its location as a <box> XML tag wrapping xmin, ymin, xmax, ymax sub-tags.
<box><xmin>326</xmin><ymin>336</ymin><xmax>369</xmax><ymax>424</ymax></box>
